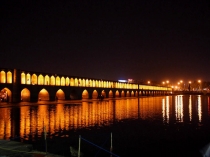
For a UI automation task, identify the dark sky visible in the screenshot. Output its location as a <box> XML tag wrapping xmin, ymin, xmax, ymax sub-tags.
<box><xmin>0</xmin><ymin>1</ymin><xmax>209</xmax><ymax>84</ymax></box>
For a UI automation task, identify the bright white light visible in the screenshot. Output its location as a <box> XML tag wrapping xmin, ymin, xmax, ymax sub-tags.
<box><xmin>118</xmin><ymin>80</ymin><xmax>127</xmax><ymax>83</ymax></box>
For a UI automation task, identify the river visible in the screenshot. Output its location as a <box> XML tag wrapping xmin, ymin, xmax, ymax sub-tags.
<box><xmin>0</xmin><ymin>95</ymin><xmax>209</xmax><ymax>157</ymax></box>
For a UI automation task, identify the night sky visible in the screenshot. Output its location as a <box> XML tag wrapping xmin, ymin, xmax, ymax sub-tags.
<box><xmin>1</xmin><ymin>1</ymin><xmax>209</xmax><ymax>84</ymax></box>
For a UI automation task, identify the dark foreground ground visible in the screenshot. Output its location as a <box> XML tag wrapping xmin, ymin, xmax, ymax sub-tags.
<box><xmin>27</xmin><ymin>118</ymin><xmax>210</xmax><ymax>157</ymax></box>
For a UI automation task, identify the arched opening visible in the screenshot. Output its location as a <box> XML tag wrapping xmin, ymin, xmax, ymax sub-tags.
<box><xmin>70</xmin><ymin>78</ymin><xmax>75</xmax><ymax>86</ymax></box>
<box><xmin>56</xmin><ymin>89</ymin><xmax>65</xmax><ymax>100</ymax></box>
<box><xmin>136</xmin><ymin>91</ymin><xmax>139</xmax><ymax>97</ymax></box>
<box><xmin>89</xmin><ymin>80</ymin><xmax>92</xmax><ymax>87</ymax></box>
<box><xmin>7</xmin><ymin>71</ymin><xmax>12</xmax><ymax>83</ymax></box>
<box><xmin>92</xmin><ymin>90</ymin><xmax>98</xmax><ymax>99</ymax></box>
<box><xmin>121</xmin><ymin>90</ymin><xmax>125</xmax><ymax>97</ymax></box>
<box><xmin>82</xmin><ymin>90</ymin><xmax>89</xmax><ymax>99</ymax></box>
<box><xmin>38</xmin><ymin>74</ymin><xmax>44</xmax><ymax>85</ymax></box>
<box><xmin>31</xmin><ymin>74</ymin><xmax>37</xmax><ymax>85</ymax></box>
<box><xmin>104</xmin><ymin>81</ymin><xmax>108</xmax><ymax>88</ymax></box>
<box><xmin>56</xmin><ymin>76</ymin><xmax>60</xmax><ymax>86</ymax></box>
<box><xmin>109</xmin><ymin>90</ymin><xmax>113</xmax><ymax>98</ymax></box>
<box><xmin>21</xmin><ymin>88</ymin><xmax>30</xmax><ymax>102</ymax></box>
<box><xmin>21</xmin><ymin>72</ymin><xmax>26</xmax><ymax>84</ymax></box>
<box><xmin>115</xmin><ymin>90</ymin><xmax>119</xmax><ymax>97</ymax></box>
<box><xmin>70</xmin><ymin>90</ymin><xmax>78</xmax><ymax>99</ymax></box>
<box><xmin>45</xmin><ymin>75</ymin><xmax>50</xmax><ymax>85</ymax></box>
<box><xmin>0</xmin><ymin>88</ymin><xmax>12</xmax><ymax>102</ymax></box>
<box><xmin>131</xmin><ymin>91</ymin><xmax>135</xmax><ymax>97</ymax></box>
<box><xmin>66</xmin><ymin>77</ymin><xmax>69</xmax><ymax>86</ymax></box>
<box><xmin>0</xmin><ymin>71</ymin><xmax>6</xmax><ymax>83</ymax></box>
<box><xmin>50</xmin><ymin>76</ymin><xmax>55</xmax><ymax>85</ymax></box>
<box><xmin>95</xmin><ymin>80</ymin><xmax>98</xmax><ymax>87</ymax></box>
<box><xmin>101</xmin><ymin>90</ymin><xmax>106</xmax><ymax>98</ymax></box>
<box><xmin>126</xmin><ymin>91</ymin><xmax>130</xmax><ymax>97</ymax></box>
<box><xmin>38</xmin><ymin>89</ymin><xmax>49</xmax><ymax>101</ymax></box>
<box><xmin>98</xmin><ymin>80</ymin><xmax>101</xmax><ymax>87</ymax></box>
<box><xmin>92</xmin><ymin>80</ymin><xmax>96</xmax><ymax>87</ymax></box>
<box><xmin>26</xmin><ymin>73</ymin><xmax>31</xmax><ymax>84</ymax></box>
<box><xmin>61</xmin><ymin>77</ymin><xmax>65</xmax><ymax>86</ymax></box>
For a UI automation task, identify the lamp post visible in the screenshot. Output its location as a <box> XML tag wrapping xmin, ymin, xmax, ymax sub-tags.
<box><xmin>180</xmin><ymin>80</ymin><xmax>183</xmax><ymax>91</ymax></box>
<box><xmin>188</xmin><ymin>81</ymin><xmax>191</xmax><ymax>91</ymax></box>
<box><xmin>198</xmin><ymin>80</ymin><xmax>201</xmax><ymax>91</ymax></box>
<box><xmin>177</xmin><ymin>82</ymin><xmax>180</xmax><ymax>91</ymax></box>
<box><xmin>166</xmin><ymin>80</ymin><xmax>169</xmax><ymax>94</ymax></box>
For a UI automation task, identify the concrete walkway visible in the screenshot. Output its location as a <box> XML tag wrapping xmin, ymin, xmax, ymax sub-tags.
<box><xmin>0</xmin><ymin>140</ymin><xmax>66</xmax><ymax>157</ymax></box>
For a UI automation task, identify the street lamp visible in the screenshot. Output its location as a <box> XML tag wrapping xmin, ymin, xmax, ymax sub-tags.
<box><xmin>166</xmin><ymin>80</ymin><xmax>169</xmax><ymax>94</ymax></box>
<box><xmin>180</xmin><ymin>80</ymin><xmax>183</xmax><ymax>91</ymax></box>
<box><xmin>177</xmin><ymin>82</ymin><xmax>180</xmax><ymax>91</ymax></box>
<box><xmin>188</xmin><ymin>81</ymin><xmax>191</xmax><ymax>91</ymax></box>
<box><xmin>198</xmin><ymin>80</ymin><xmax>201</xmax><ymax>91</ymax></box>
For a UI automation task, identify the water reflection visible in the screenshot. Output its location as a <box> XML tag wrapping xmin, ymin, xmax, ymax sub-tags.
<box><xmin>0</xmin><ymin>95</ymin><xmax>209</xmax><ymax>140</ymax></box>
<box><xmin>189</xmin><ymin>95</ymin><xmax>192</xmax><ymax>121</ymax></box>
<box><xmin>175</xmin><ymin>95</ymin><xmax>184</xmax><ymax>122</ymax></box>
<box><xmin>198</xmin><ymin>95</ymin><xmax>202</xmax><ymax>122</ymax></box>
<box><xmin>162</xmin><ymin>96</ymin><xmax>170</xmax><ymax>123</ymax></box>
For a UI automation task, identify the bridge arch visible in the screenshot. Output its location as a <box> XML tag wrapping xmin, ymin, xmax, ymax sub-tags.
<box><xmin>131</xmin><ymin>91</ymin><xmax>135</xmax><ymax>97</ymax></box>
<box><xmin>126</xmin><ymin>91</ymin><xmax>130</xmax><ymax>97</ymax></box>
<box><xmin>92</xmin><ymin>90</ymin><xmax>98</xmax><ymax>99</ymax></box>
<box><xmin>115</xmin><ymin>90</ymin><xmax>119</xmax><ymax>97</ymax></box>
<box><xmin>38</xmin><ymin>88</ymin><xmax>49</xmax><ymax>101</ymax></box>
<box><xmin>21</xmin><ymin>88</ymin><xmax>30</xmax><ymax>102</ymax></box>
<box><xmin>56</xmin><ymin>89</ymin><xmax>65</xmax><ymax>100</ymax></box>
<box><xmin>82</xmin><ymin>89</ymin><xmax>89</xmax><ymax>99</ymax></box>
<box><xmin>0</xmin><ymin>87</ymin><xmax>12</xmax><ymax>102</ymax></box>
<box><xmin>101</xmin><ymin>90</ymin><xmax>106</xmax><ymax>98</ymax></box>
<box><xmin>70</xmin><ymin>89</ymin><xmax>79</xmax><ymax>99</ymax></box>
<box><xmin>109</xmin><ymin>90</ymin><xmax>113</xmax><ymax>98</ymax></box>
<box><xmin>121</xmin><ymin>90</ymin><xmax>125</xmax><ymax>97</ymax></box>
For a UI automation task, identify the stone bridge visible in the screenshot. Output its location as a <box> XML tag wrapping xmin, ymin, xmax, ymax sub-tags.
<box><xmin>0</xmin><ymin>68</ymin><xmax>171</xmax><ymax>102</ymax></box>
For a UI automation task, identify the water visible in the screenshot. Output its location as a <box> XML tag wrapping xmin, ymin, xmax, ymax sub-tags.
<box><xmin>0</xmin><ymin>95</ymin><xmax>210</xmax><ymax>157</ymax></box>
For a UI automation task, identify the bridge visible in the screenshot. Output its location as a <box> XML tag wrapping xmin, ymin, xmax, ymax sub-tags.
<box><xmin>0</xmin><ymin>68</ymin><xmax>171</xmax><ymax>103</ymax></box>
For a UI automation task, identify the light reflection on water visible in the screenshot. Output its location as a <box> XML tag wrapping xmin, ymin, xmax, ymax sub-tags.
<box><xmin>0</xmin><ymin>95</ymin><xmax>210</xmax><ymax>140</ymax></box>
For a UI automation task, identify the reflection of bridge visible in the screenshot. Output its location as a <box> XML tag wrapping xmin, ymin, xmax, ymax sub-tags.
<box><xmin>0</xmin><ymin>68</ymin><xmax>171</xmax><ymax>102</ymax></box>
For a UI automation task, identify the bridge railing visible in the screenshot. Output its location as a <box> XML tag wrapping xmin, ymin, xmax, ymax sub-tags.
<box><xmin>0</xmin><ymin>68</ymin><xmax>170</xmax><ymax>91</ymax></box>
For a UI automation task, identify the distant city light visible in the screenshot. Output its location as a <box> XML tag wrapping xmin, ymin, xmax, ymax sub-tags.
<box><xmin>128</xmin><ymin>79</ymin><xmax>134</xmax><ymax>83</ymax></box>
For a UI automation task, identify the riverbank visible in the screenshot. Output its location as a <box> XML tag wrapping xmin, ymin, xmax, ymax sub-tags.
<box><xmin>0</xmin><ymin>139</ymin><xmax>66</xmax><ymax>157</ymax></box>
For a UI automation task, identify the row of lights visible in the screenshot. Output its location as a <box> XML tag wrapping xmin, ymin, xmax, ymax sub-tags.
<box><xmin>146</xmin><ymin>79</ymin><xmax>201</xmax><ymax>88</ymax></box>
<box><xmin>172</xmin><ymin>80</ymin><xmax>202</xmax><ymax>90</ymax></box>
